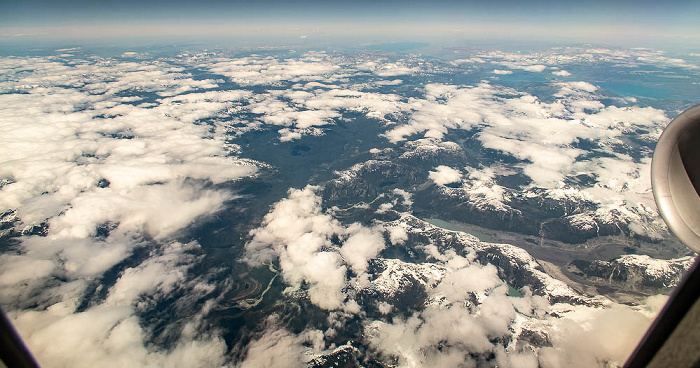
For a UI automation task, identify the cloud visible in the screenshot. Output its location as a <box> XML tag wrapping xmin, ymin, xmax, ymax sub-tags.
<box><xmin>372</xmin><ymin>63</ymin><xmax>420</xmax><ymax>77</ymax></box>
<box><xmin>9</xmin><ymin>238</ymin><xmax>229</xmax><ymax>368</ymax></box>
<box><xmin>235</xmin><ymin>319</ymin><xmax>326</xmax><ymax>368</ymax></box>
<box><xmin>13</xmin><ymin>303</ymin><xmax>228</xmax><ymax>368</ymax></box>
<box><xmin>0</xmin><ymin>255</ymin><xmax>55</xmax><ymax>287</ymax></box>
<box><xmin>240</xmin><ymin>78</ymin><xmax>406</xmax><ymax>141</ymax></box>
<box><xmin>207</xmin><ymin>53</ymin><xmax>341</xmax><ymax>86</ymax></box>
<box><xmin>0</xmin><ymin>53</ymin><xmax>261</xmax><ymax>367</ymax></box>
<box><xmin>236</xmin><ymin>327</ymin><xmax>306</xmax><ymax>368</ymax></box>
<box><xmin>492</xmin><ymin>69</ymin><xmax>513</xmax><ymax>75</ymax></box>
<box><xmin>497</xmin><ymin>62</ymin><xmax>547</xmax><ymax>72</ymax></box>
<box><xmin>393</xmin><ymin>188</ymin><xmax>413</xmax><ymax>207</ymax></box>
<box><xmin>428</xmin><ymin>165</ymin><xmax>463</xmax><ymax>186</ymax></box>
<box><xmin>105</xmin><ymin>242</ymin><xmax>197</xmax><ymax>306</ymax></box>
<box><xmin>245</xmin><ymin>186</ymin><xmax>393</xmax><ymax>310</ymax></box>
<box><xmin>340</xmin><ymin>224</ymin><xmax>385</xmax><ymax>273</ymax></box>
<box><xmin>0</xmin><ymin>45</ymin><xmax>684</xmax><ymax>368</ymax></box>
<box><xmin>355</xmin><ymin>59</ymin><xmax>421</xmax><ymax>77</ymax></box>
<box><xmin>375</xmin><ymin>79</ymin><xmax>403</xmax><ymax>85</ymax></box>
<box><xmin>552</xmin><ymin>70</ymin><xmax>572</xmax><ymax>76</ymax></box>
<box><xmin>538</xmin><ymin>302</ymin><xmax>657</xmax><ymax>368</ymax></box>
<box><xmin>244</xmin><ymin>186</ymin><xmax>348</xmax><ymax>310</ymax></box>
<box><xmin>554</xmin><ymin>81</ymin><xmax>598</xmax><ymax>97</ymax></box>
<box><xmin>363</xmin><ymin>220</ymin><xmax>661</xmax><ymax>368</ymax></box>
<box><xmin>384</xmin><ymin>79</ymin><xmax>668</xmax><ymax>191</ymax></box>
<box><xmin>386</xmin><ymin>225</ymin><xmax>409</xmax><ymax>245</ymax></box>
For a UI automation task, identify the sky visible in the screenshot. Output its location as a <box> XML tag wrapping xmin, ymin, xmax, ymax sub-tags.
<box><xmin>1</xmin><ymin>0</ymin><xmax>699</xmax><ymax>46</ymax></box>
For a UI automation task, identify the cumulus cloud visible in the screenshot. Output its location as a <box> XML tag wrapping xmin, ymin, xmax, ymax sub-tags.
<box><xmin>237</xmin><ymin>328</ymin><xmax>306</xmax><ymax>368</ymax></box>
<box><xmin>241</xmin><ymin>76</ymin><xmax>406</xmax><ymax>141</ymax></box>
<box><xmin>554</xmin><ymin>81</ymin><xmax>598</xmax><ymax>97</ymax></box>
<box><xmin>496</xmin><ymin>62</ymin><xmax>547</xmax><ymax>72</ymax></box>
<box><xmin>428</xmin><ymin>165</ymin><xmax>463</xmax><ymax>186</ymax></box>
<box><xmin>363</xmin><ymin>225</ymin><xmax>660</xmax><ymax>368</ymax></box>
<box><xmin>365</xmin><ymin>253</ymin><xmax>536</xmax><ymax>367</ymax></box>
<box><xmin>245</xmin><ymin>186</ymin><xmax>389</xmax><ymax>310</ymax></box>
<box><xmin>0</xmin><ymin>53</ymin><xmax>260</xmax><ymax>367</ymax></box>
<box><xmin>13</xmin><ymin>303</ymin><xmax>228</xmax><ymax>368</ymax></box>
<box><xmin>207</xmin><ymin>53</ymin><xmax>341</xmax><ymax>86</ymax></box>
<box><xmin>246</xmin><ymin>186</ymin><xmax>372</xmax><ymax>309</ymax></box>
<box><xmin>384</xmin><ymin>80</ymin><xmax>668</xmax><ymax>189</ymax></box>
<box><xmin>234</xmin><ymin>318</ymin><xmax>327</xmax><ymax>368</ymax></box>
<box><xmin>340</xmin><ymin>224</ymin><xmax>385</xmax><ymax>273</ymax></box>
<box><xmin>492</xmin><ymin>69</ymin><xmax>513</xmax><ymax>75</ymax></box>
<box><xmin>372</xmin><ymin>63</ymin><xmax>420</xmax><ymax>77</ymax></box>
<box><xmin>244</xmin><ymin>186</ymin><xmax>346</xmax><ymax>309</ymax></box>
<box><xmin>9</xmin><ymin>239</ymin><xmax>229</xmax><ymax>368</ymax></box>
<box><xmin>393</xmin><ymin>188</ymin><xmax>413</xmax><ymax>207</ymax></box>
<box><xmin>356</xmin><ymin>60</ymin><xmax>420</xmax><ymax>76</ymax></box>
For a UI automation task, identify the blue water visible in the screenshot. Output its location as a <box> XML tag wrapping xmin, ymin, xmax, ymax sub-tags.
<box><xmin>599</xmin><ymin>82</ymin><xmax>672</xmax><ymax>99</ymax></box>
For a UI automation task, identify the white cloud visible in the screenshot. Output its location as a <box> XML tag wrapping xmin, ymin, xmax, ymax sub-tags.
<box><xmin>451</xmin><ymin>57</ymin><xmax>486</xmax><ymax>65</ymax></box>
<box><xmin>0</xmin><ymin>255</ymin><xmax>55</xmax><ymax>286</ymax></box>
<box><xmin>243</xmin><ymin>83</ymin><xmax>405</xmax><ymax>141</ymax></box>
<box><xmin>373</xmin><ymin>63</ymin><xmax>420</xmax><ymax>76</ymax></box>
<box><xmin>245</xmin><ymin>187</ymin><xmax>393</xmax><ymax>310</ymax></box>
<box><xmin>340</xmin><ymin>224</ymin><xmax>385</xmax><ymax>273</ymax></box>
<box><xmin>554</xmin><ymin>81</ymin><xmax>598</xmax><ymax>97</ymax></box>
<box><xmin>244</xmin><ymin>186</ymin><xmax>348</xmax><ymax>310</ymax></box>
<box><xmin>393</xmin><ymin>188</ymin><xmax>413</xmax><ymax>207</ymax></box>
<box><xmin>364</xmin><ymin>219</ymin><xmax>662</xmax><ymax>368</ymax></box>
<box><xmin>105</xmin><ymin>242</ymin><xmax>196</xmax><ymax>306</ymax></box>
<box><xmin>552</xmin><ymin>70</ymin><xmax>572</xmax><ymax>76</ymax></box>
<box><xmin>386</xmin><ymin>221</ymin><xmax>410</xmax><ymax>246</ymax></box>
<box><xmin>356</xmin><ymin>60</ymin><xmax>420</xmax><ymax>76</ymax></box>
<box><xmin>9</xmin><ymin>238</ymin><xmax>228</xmax><ymax>368</ymax></box>
<box><xmin>207</xmin><ymin>53</ymin><xmax>341</xmax><ymax>86</ymax></box>
<box><xmin>0</xmin><ymin>45</ymin><xmax>684</xmax><ymax>368</ymax></box>
<box><xmin>538</xmin><ymin>302</ymin><xmax>657</xmax><ymax>368</ymax></box>
<box><xmin>236</xmin><ymin>327</ymin><xmax>306</xmax><ymax>368</ymax></box>
<box><xmin>0</xmin><ymin>54</ymin><xmax>261</xmax><ymax>368</ymax></box>
<box><xmin>235</xmin><ymin>319</ymin><xmax>326</xmax><ymax>368</ymax></box>
<box><xmin>13</xmin><ymin>304</ymin><xmax>228</xmax><ymax>368</ymax></box>
<box><xmin>496</xmin><ymin>62</ymin><xmax>547</xmax><ymax>72</ymax></box>
<box><xmin>428</xmin><ymin>165</ymin><xmax>463</xmax><ymax>186</ymax></box>
<box><xmin>384</xmin><ymin>80</ymin><xmax>668</xmax><ymax>189</ymax></box>
<box><xmin>375</xmin><ymin>79</ymin><xmax>403</xmax><ymax>85</ymax></box>
<box><xmin>492</xmin><ymin>69</ymin><xmax>513</xmax><ymax>75</ymax></box>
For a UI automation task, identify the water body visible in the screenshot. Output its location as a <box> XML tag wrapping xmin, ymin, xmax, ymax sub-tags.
<box><xmin>507</xmin><ymin>285</ymin><xmax>523</xmax><ymax>298</ymax></box>
<box><xmin>599</xmin><ymin>82</ymin><xmax>671</xmax><ymax>99</ymax></box>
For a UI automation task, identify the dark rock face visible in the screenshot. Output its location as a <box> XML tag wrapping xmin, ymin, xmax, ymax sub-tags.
<box><xmin>357</xmin><ymin>258</ymin><xmax>432</xmax><ymax>316</ymax></box>
<box><xmin>570</xmin><ymin>260</ymin><xmax>628</xmax><ymax>282</ymax></box>
<box><xmin>413</xmin><ymin>186</ymin><xmax>527</xmax><ymax>233</ymax></box>
<box><xmin>96</xmin><ymin>178</ymin><xmax>111</xmax><ymax>188</ymax></box>
<box><xmin>323</xmin><ymin>140</ymin><xmax>656</xmax><ymax>245</ymax></box>
<box><xmin>309</xmin><ymin>346</ymin><xmax>366</xmax><ymax>368</ymax></box>
<box><xmin>323</xmin><ymin>160</ymin><xmax>423</xmax><ymax>204</ymax></box>
<box><xmin>20</xmin><ymin>222</ymin><xmax>49</xmax><ymax>237</ymax></box>
<box><xmin>518</xmin><ymin>329</ymin><xmax>552</xmax><ymax>348</ymax></box>
<box><xmin>388</xmin><ymin>216</ymin><xmax>600</xmax><ymax>306</ymax></box>
<box><xmin>569</xmin><ymin>256</ymin><xmax>693</xmax><ymax>292</ymax></box>
<box><xmin>1</xmin><ymin>209</ymin><xmax>50</xmax><ymax>244</ymax></box>
<box><xmin>0</xmin><ymin>209</ymin><xmax>19</xmax><ymax>242</ymax></box>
